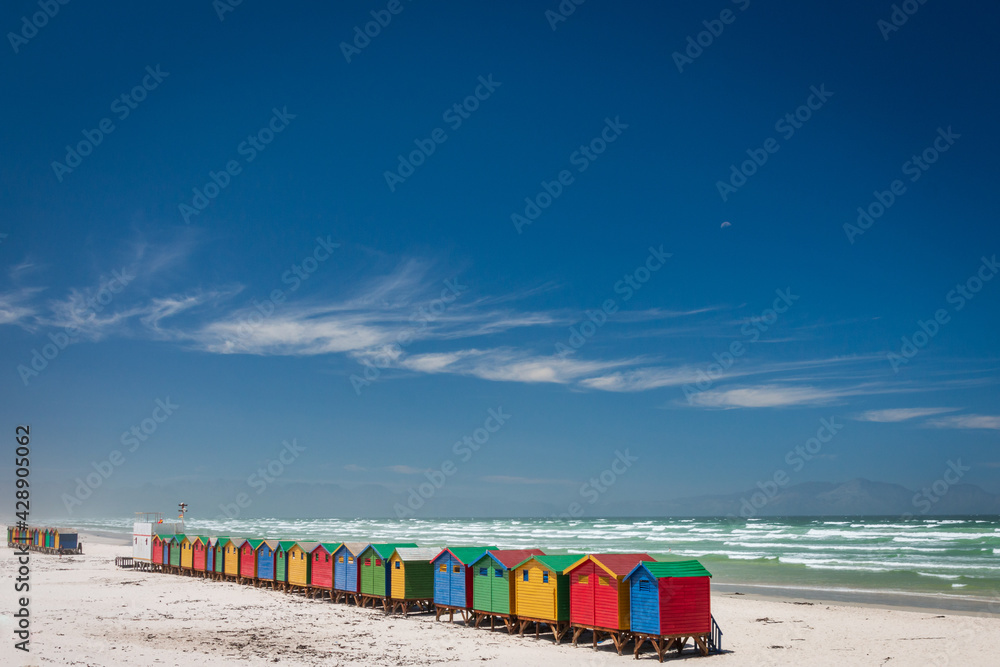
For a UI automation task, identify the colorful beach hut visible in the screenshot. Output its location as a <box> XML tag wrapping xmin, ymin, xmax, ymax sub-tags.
<box><xmin>151</xmin><ymin>535</ymin><xmax>165</xmax><ymax>568</ymax></box>
<box><xmin>210</xmin><ymin>537</ymin><xmax>228</xmax><ymax>580</ymax></box>
<box><xmin>239</xmin><ymin>539</ymin><xmax>262</xmax><ymax>584</ymax></box>
<box><xmin>192</xmin><ymin>536</ymin><xmax>208</xmax><ymax>575</ymax></box>
<box><xmin>288</xmin><ymin>541</ymin><xmax>316</xmax><ymax>595</ymax></box>
<box><xmin>58</xmin><ymin>531</ymin><xmax>79</xmax><ymax>552</ymax></box>
<box><xmin>168</xmin><ymin>535</ymin><xmax>184</xmax><ymax>572</ymax></box>
<box><xmin>223</xmin><ymin>538</ymin><xmax>244</xmax><ymax>581</ymax></box>
<box><xmin>469</xmin><ymin>549</ymin><xmax>545</xmax><ymax>631</ymax></box>
<box><xmin>204</xmin><ymin>537</ymin><xmax>217</xmax><ymax>576</ymax></box>
<box><xmin>388</xmin><ymin>547</ymin><xmax>439</xmax><ymax>615</ymax></box>
<box><xmin>179</xmin><ymin>535</ymin><xmax>196</xmax><ymax>572</ymax></box>
<box><xmin>358</xmin><ymin>543</ymin><xmax>417</xmax><ymax>609</ymax></box>
<box><xmin>563</xmin><ymin>553</ymin><xmax>653</xmax><ymax>653</ymax></box>
<box><xmin>255</xmin><ymin>540</ymin><xmax>279</xmax><ymax>588</ymax></box>
<box><xmin>160</xmin><ymin>535</ymin><xmax>173</xmax><ymax>570</ymax></box>
<box><xmin>430</xmin><ymin>546</ymin><xmax>497</xmax><ymax>622</ymax></box>
<box><xmin>308</xmin><ymin>542</ymin><xmax>341</xmax><ymax>600</ymax></box>
<box><xmin>511</xmin><ymin>554</ymin><xmax>583</xmax><ymax>643</ymax></box>
<box><xmin>274</xmin><ymin>540</ymin><xmax>295</xmax><ymax>591</ymax></box>
<box><xmin>333</xmin><ymin>542</ymin><xmax>366</xmax><ymax>602</ymax></box>
<box><xmin>625</xmin><ymin>560</ymin><xmax>717</xmax><ymax>661</ymax></box>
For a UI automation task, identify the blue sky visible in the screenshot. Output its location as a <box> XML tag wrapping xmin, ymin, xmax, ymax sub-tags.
<box><xmin>2</xmin><ymin>0</ymin><xmax>998</xmax><ymax>519</ymax></box>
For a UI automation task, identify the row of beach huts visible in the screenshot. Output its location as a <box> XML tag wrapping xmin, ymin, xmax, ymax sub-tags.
<box><xmin>9</xmin><ymin>522</ymin><xmax>722</xmax><ymax>662</ymax></box>
<box><xmin>7</xmin><ymin>525</ymin><xmax>81</xmax><ymax>554</ymax></box>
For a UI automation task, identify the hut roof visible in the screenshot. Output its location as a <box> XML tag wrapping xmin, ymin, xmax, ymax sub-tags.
<box><xmin>320</xmin><ymin>542</ymin><xmax>342</xmax><ymax>552</ymax></box>
<box><xmin>246</xmin><ymin>539</ymin><xmax>265</xmax><ymax>549</ymax></box>
<box><xmin>277</xmin><ymin>540</ymin><xmax>297</xmax><ymax>552</ymax></box>
<box><xmin>261</xmin><ymin>540</ymin><xmax>280</xmax><ymax>549</ymax></box>
<box><xmin>625</xmin><ymin>560</ymin><xmax>712</xmax><ymax>580</ymax></box>
<box><xmin>392</xmin><ymin>547</ymin><xmax>439</xmax><ymax>562</ymax></box>
<box><xmin>514</xmin><ymin>554</ymin><xmax>583</xmax><ymax>572</ymax></box>
<box><xmin>365</xmin><ymin>542</ymin><xmax>417</xmax><ymax>558</ymax></box>
<box><xmin>338</xmin><ymin>542</ymin><xmax>368</xmax><ymax>556</ymax></box>
<box><xmin>431</xmin><ymin>546</ymin><xmax>499</xmax><ymax>565</ymax></box>
<box><xmin>563</xmin><ymin>553</ymin><xmax>654</xmax><ymax>577</ymax></box>
<box><xmin>478</xmin><ymin>549</ymin><xmax>545</xmax><ymax>569</ymax></box>
<box><xmin>170</xmin><ymin>534</ymin><xmax>186</xmax><ymax>543</ymax></box>
<box><xmin>295</xmin><ymin>541</ymin><xmax>320</xmax><ymax>553</ymax></box>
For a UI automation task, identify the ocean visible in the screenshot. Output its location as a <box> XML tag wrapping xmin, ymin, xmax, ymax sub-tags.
<box><xmin>59</xmin><ymin>515</ymin><xmax>1000</xmax><ymax>611</ymax></box>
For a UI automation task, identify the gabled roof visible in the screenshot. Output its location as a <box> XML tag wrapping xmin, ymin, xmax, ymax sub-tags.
<box><xmin>277</xmin><ymin>540</ymin><xmax>297</xmax><ymax>552</ymax></box>
<box><xmin>625</xmin><ymin>560</ymin><xmax>712</xmax><ymax>581</ymax></box>
<box><xmin>294</xmin><ymin>541</ymin><xmax>320</xmax><ymax>553</ymax></box>
<box><xmin>336</xmin><ymin>542</ymin><xmax>368</xmax><ymax>556</ymax></box>
<box><xmin>313</xmin><ymin>542</ymin><xmax>342</xmax><ymax>554</ymax></box>
<box><xmin>191</xmin><ymin>536</ymin><xmax>209</xmax><ymax>546</ymax></box>
<box><xmin>170</xmin><ymin>534</ymin><xmax>186</xmax><ymax>543</ymax></box>
<box><xmin>260</xmin><ymin>539</ymin><xmax>280</xmax><ymax>550</ymax></box>
<box><xmin>362</xmin><ymin>542</ymin><xmax>418</xmax><ymax>558</ymax></box>
<box><xmin>431</xmin><ymin>546</ymin><xmax>499</xmax><ymax>565</ymax></box>
<box><xmin>226</xmin><ymin>537</ymin><xmax>247</xmax><ymax>548</ymax></box>
<box><xmin>392</xmin><ymin>547</ymin><xmax>439</xmax><ymax>562</ymax></box>
<box><xmin>475</xmin><ymin>549</ymin><xmax>545</xmax><ymax>570</ymax></box>
<box><xmin>563</xmin><ymin>553</ymin><xmax>654</xmax><ymax>578</ymax></box>
<box><xmin>513</xmin><ymin>554</ymin><xmax>584</xmax><ymax>572</ymax></box>
<box><xmin>246</xmin><ymin>539</ymin><xmax>265</xmax><ymax>549</ymax></box>
<box><xmin>208</xmin><ymin>536</ymin><xmax>226</xmax><ymax>546</ymax></box>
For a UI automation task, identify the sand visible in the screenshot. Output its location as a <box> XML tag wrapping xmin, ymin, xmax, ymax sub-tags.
<box><xmin>2</xmin><ymin>533</ymin><xmax>997</xmax><ymax>666</ymax></box>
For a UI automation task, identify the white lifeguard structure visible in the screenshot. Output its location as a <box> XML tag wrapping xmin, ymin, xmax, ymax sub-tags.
<box><xmin>132</xmin><ymin>511</ymin><xmax>182</xmax><ymax>565</ymax></box>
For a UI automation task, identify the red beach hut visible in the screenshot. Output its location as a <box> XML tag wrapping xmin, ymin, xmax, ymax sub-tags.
<box><xmin>563</xmin><ymin>553</ymin><xmax>653</xmax><ymax>654</ymax></box>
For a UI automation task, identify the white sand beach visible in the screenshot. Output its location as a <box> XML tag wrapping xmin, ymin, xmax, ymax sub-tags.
<box><xmin>2</xmin><ymin>533</ymin><xmax>997</xmax><ymax>666</ymax></box>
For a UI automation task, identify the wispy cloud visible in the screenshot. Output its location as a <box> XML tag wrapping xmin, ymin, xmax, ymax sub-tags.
<box><xmin>0</xmin><ymin>287</ymin><xmax>41</xmax><ymax>326</ymax></box>
<box><xmin>924</xmin><ymin>414</ymin><xmax>1000</xmax><ymax>430</ymax></box>
<box><xmin>687</xmin><ymin>384</ymin><xmax>843</xmax><ymax>409</ymax></box>
<box><xmin>344</xmin><ymin>464</ymin><xmax>367</xmax><ymax>472</ymax></box>
<box><xmin>855</xmin><ymin>407</ymin><xmax>959</xmax><ymax>423</ymax></box>
<box><xmin>400</xmin><ymin>348</ymin><xmax>635</xmax><ymax>384</ymax></box>
<box><xmin>387</xmin><ymin>464</ymin><xmax>427</xmax><ymax>474</ymax></box>
<box><xmin>480</xmin><ymin>475</ymin><xmax>575</xmax><ymax>486</ymax></box>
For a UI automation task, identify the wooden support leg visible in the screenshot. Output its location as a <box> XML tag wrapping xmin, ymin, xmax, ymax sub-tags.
<box><xmin>572</xmin><ymin>627</ymin><xmax>584</xmax><ymax>647</ymax></box>
<box><xmin>694</xmin><ymin>635</ymin><xmax>709</xmax><ymax>656</ymax></box>
<box><xmin>633</xmin><ymin>636</ymin><xmax>645</xmax><ymax>659</ymax></box>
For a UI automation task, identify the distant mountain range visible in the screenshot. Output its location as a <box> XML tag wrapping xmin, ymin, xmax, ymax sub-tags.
<box><xmin>26</xmin><ymin>477</ymin><xmax>1000</xmax><ymax>520</ymax></box>
<box><xmin>604</xmin><ymin>478</ymin><xmax>1000</xmax><ymax>517</ymax></box>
